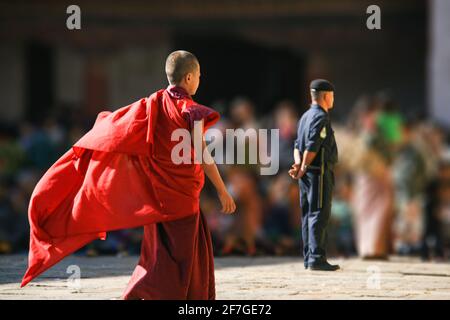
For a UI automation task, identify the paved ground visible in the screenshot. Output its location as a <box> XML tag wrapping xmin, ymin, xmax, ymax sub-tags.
<box><xmin>0</xmin><ymin>255</ymin><xmax>449</xmax><ymax>299</ymax></box>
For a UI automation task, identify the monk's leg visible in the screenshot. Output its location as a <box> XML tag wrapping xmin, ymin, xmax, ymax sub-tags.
<box><xmin>122</xmin><ymin>211</ymin><xmax>215</xmax><ymax>300</ymax></box>
<box><xmin>187</xmin><ymin>211</ymin><xmax>215</xmax><ymax>299</ymax></box>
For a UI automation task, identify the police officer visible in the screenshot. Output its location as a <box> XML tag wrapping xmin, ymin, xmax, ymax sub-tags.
<box><xmin>289</xmin><ymin>79</ymin><xmax>339</xmax><ymax>271</ymax></box>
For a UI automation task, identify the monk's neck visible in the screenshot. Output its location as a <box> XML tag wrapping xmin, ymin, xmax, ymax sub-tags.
<box><xmin>167</xmin><ymin>85</ymin><xmax>192</xmax><ymax>100</ymax></box>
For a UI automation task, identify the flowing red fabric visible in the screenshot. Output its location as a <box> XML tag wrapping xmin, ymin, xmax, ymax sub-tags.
<box><xmin>21</xmin><ymin>86</ymin><xmax>220</xmax><ymax>287</ymax></box>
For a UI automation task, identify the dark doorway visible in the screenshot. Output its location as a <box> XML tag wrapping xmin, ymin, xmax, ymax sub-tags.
<box><xmin>173</xmin><ymin>34</ymin><xmax>304</xmax><ymax>115</ymax></box>
<box><xmin>25</xmin><ymin>41</ymin><xmax>54</xmax><ymax>124</ymax></box>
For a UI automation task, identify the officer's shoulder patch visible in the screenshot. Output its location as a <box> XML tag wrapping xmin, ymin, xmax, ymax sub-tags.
<box><xmin>320</xmin><ymin>126</ymin><xmax>327</xmax><ymax>138</ymax></box>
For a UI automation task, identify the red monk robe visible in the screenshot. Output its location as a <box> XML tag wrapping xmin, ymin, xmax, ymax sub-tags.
<box><xmin>21</xmin><ymin>85</ymin><xmax>219</xmax><ymax>300</ymax></box>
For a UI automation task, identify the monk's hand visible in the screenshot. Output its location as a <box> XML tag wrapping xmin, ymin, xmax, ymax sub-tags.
<box><xmin>218</xmin><ymin>190</ymin><xmax>236</xmax><ymax>214</ymax></box>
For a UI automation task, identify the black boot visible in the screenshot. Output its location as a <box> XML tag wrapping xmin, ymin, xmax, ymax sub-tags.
<box><xmin>308</xmin><ymin>261</ymin><xmax>340</xmax><ymax>271</ymax></box>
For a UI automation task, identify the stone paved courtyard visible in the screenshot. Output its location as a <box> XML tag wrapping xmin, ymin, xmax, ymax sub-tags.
<box><xmin>0</xmin><ymin>255</ymin><xmax>449</xmax><ymax>299</ymax></box>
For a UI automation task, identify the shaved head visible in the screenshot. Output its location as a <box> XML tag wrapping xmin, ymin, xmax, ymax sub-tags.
<box><xmin>165</xmin><ymin>50</ymin><xmax>199</xmax><ymax>86</ymax></box>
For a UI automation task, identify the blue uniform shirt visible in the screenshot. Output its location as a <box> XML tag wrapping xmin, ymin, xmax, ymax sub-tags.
<box><xmin>294</xmin><ymin>104</ymin><xmax>338</xmax><ymax>167</ymax></box>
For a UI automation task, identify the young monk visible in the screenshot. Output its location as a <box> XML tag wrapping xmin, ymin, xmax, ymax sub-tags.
<box><xmin>21</xmin><ymin>50</ymin><xmax>236</xmax><ymax>300</ymax></box>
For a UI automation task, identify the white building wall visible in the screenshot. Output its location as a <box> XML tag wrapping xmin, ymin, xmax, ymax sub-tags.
<box><xmin>430</xmin><ymin>0</ymin><xmax>450</xmax><ymax>129</ymax></box>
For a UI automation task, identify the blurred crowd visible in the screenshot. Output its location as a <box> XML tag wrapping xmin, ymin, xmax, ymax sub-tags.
<box><xmin>1</xmin><ymin>92</ymin><xmax>449</xmax><ymax>260</ymax></box>
<box><xmin>202</xmin><ymin>93</ymin><xmax>450</xmax><ymax>260</ymax></box>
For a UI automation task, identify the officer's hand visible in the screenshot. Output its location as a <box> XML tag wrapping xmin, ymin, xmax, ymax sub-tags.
<box><xmin>289</xmin><ymin>164</ymin><xmax>305</xmax><ymax>179</ymax></box>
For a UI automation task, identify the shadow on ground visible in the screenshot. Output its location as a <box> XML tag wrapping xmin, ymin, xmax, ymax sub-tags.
<box><xmin>0</xmin><ymin>254</ymin><xmax>307</xmax><ymax>286</ymax></box>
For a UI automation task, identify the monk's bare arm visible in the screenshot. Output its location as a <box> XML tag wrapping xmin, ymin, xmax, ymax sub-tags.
<box><xmin>200</xmin><ymin>139</ymin><xmax>226</xmax><ymax>193</ymax></box>
<box><xmin>200</xmin><ymin>140</ymin><xmax>236</xmax><ymax>214</ymax></box>
<box><xmin>192</xmin><ymin>123</ymin><xmax>236</xmax><ymax>214</ymax></box>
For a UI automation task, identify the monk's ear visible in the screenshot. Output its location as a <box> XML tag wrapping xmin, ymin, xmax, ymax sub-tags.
<box><xmin>185</xmin><ymin>72</ymin><xmax>192</xmax><ymax>82</ymax></box>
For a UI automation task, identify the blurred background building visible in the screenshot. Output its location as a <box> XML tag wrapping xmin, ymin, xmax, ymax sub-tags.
<box><xmin>0</xmin><ymin>0</ymin><xmax>449</xmax><ymax>260</ymax></box>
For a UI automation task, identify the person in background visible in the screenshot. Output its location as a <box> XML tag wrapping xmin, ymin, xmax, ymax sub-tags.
<box><xmin>393</xmin><ymin>118</ymin><xmax>427</xmax><ymax>255</ymax></box>
<box><xmin>273</xmin><ymin>100</ymin><xmax>299</xmax><ymax>171</ymax></box>
<box><xmin>375</xmin><ymin>92</ymin><xmax>403</xmax><ymax>164</ymax></box>
<box><xmin>349</xmin><ymin>95</ymin><xmax>394</xmax><ymax>260</ymax></box>
<box><xmin>420</xmin><ymin>124</ymin><xmax>448</xmax><ymax>260</ymax></box>
<box><xmin>221</xmin><ymin>167</ymin><xmax>262</xmax><ymax>256</ymax></box>
<box><xmin>264</xmin><ymin>173</ymin><xmax>298</xmax><ymax>255</ymax></box>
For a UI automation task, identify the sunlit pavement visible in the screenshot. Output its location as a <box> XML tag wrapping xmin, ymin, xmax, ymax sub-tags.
<box><xmin>0</xmin><ymin>255</ymin><xmax>449</xmax><ymax>299</ymax></box>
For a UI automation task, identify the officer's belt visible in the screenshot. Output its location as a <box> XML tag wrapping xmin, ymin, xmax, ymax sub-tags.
<box><xmin>306</xmin><ymin>163</ymin><xmax>335</xmax><ymax>171</ymax></box>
